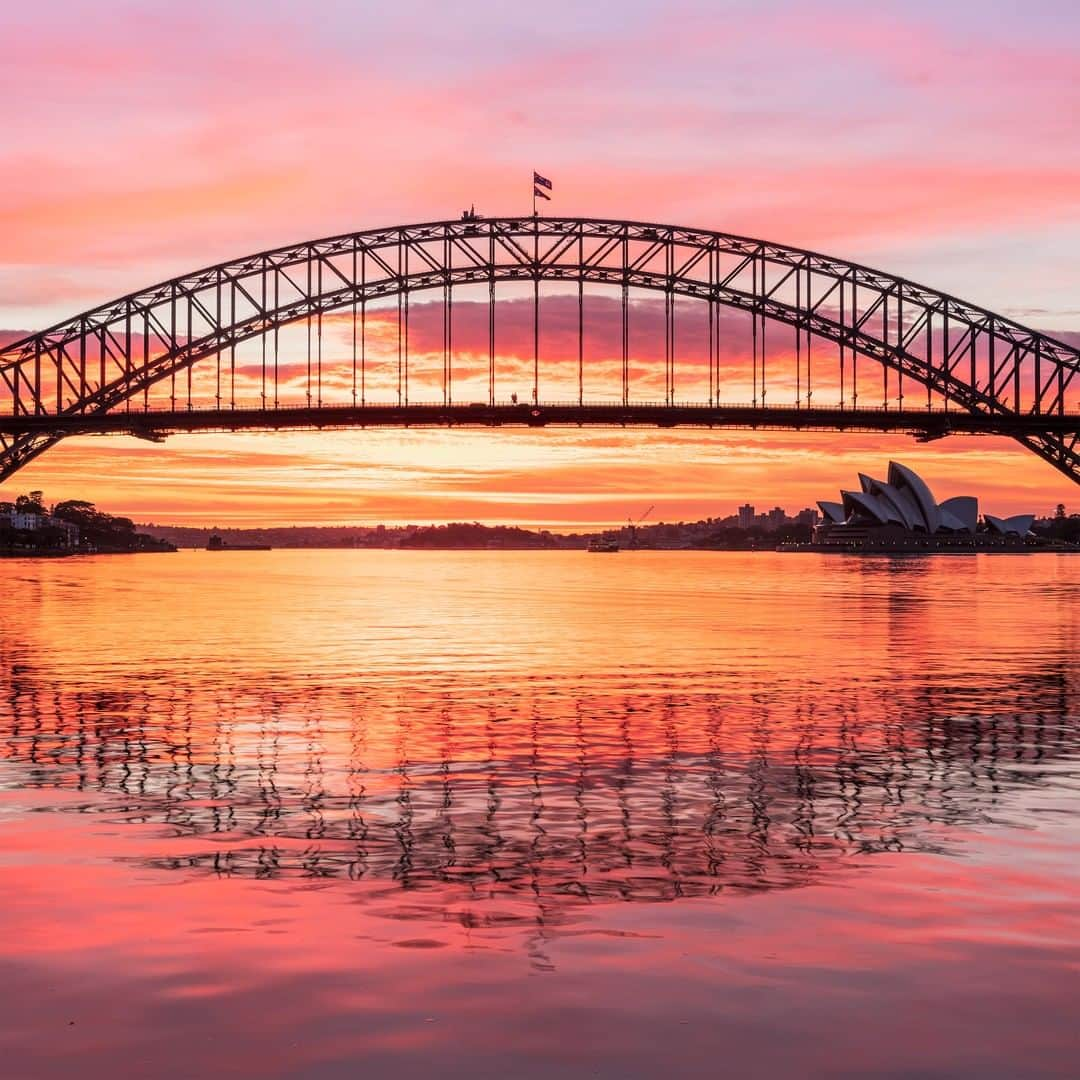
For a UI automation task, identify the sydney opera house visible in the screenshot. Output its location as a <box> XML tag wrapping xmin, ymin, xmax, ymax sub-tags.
<box><xmin>813</xmin><ymin>461</ymin><xmax>1034</xmax><ymax>551</ymax></box>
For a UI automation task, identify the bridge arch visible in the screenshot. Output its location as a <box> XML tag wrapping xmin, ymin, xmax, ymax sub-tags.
<box><xmin>2</xmin><ymin>216</ymin><xmax>1078</xmax><ymax>483</ymax></box>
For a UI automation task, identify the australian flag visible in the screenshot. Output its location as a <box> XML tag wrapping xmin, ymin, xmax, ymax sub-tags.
<box><xmin>533</xmin><ymin>171</ymin><xmax>552</xmax><ymax>199</ymax></box>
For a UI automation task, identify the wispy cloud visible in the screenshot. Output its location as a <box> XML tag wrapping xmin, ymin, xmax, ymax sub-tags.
<box><xmin>2</xmin><ymin>0</ymin><xmax>1078</xmax><ymax>520</ymax></box>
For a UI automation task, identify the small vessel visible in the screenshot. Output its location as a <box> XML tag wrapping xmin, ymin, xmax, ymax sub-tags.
<box><xmin>587</xmin><ymin>537</ymin><xmax>620</xmax><ymax>553</ymax></box>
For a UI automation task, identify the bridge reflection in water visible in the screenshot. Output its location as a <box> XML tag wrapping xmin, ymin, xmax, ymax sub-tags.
<box><xmin>2</xmin><ymin>550</ymin><xmax>1078</xmax><ymax>1080</ymax></box>
<box><xmin>3</xmin><ymin>662</ymin><xmax>1075</xmax><ymax>922</ymax></box>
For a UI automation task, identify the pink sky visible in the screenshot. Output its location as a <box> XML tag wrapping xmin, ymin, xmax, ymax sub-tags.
<box><xmin>2</xmin><ymin>0</ymin><xmax>1079</xmax><ymax>524</ymax></box>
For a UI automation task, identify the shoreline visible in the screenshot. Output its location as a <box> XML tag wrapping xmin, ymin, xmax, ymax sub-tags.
<box><xmin>77</xmin><ymin>543</ymin><xmax>1080</xmax><ymax>556</ymax></box>
<box><xmin>1</xmin><ymin>547</ymin><xmax>176</xmax><ymax>559</ymax></box>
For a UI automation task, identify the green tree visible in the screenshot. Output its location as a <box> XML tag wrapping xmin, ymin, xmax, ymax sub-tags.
<box><xmin>15</xmin><ymin>491</ymin><xmax>45</xmax><ymax>515</ymax></box>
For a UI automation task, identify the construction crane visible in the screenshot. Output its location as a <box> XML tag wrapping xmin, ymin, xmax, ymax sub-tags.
<box><xmin>626</xmin><ymin>505</ymin><xmax>654</xmax><ymax>549</ymax></box>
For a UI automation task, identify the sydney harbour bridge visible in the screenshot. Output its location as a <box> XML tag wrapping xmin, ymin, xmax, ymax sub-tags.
<box><xmin>2</xmin><ymin>215</ymin><xmax>1079</xmax><ymax>484</ymax></box>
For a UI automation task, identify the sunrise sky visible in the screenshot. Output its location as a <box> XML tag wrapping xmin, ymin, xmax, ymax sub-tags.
<box><xmin>3</xmin><ymin>0</ymin><xmax>1080</xmax><ymax>525</ymax></box>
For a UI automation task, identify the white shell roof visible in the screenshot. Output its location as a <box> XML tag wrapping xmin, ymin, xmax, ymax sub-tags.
<box><xmin>871</xmin><ymin>482</ymin><xmax>919</xmax><ymax>530</ymax></box>
<box><xmin>822</xmin><ymin>461</ymin><xmax>1030</xmax><ymax>537</ymax></box>
<box><xmin>842</xmin><ymin>489</ymin><xmax>890</xmax><ymax>525</ymax></box>
<box><xmin>817</xmin><ymin>500</ymin><xmax>846</xmax><ymax>524</ymax></box>
<box><xmin>984</xmin><ymin>514</ymin><xmax>1035</xmax><ymax>536</ymax></box>
<box><xmin>939</xmin><ymin>496</ymin><xmax>978</xmax><ymax>533</ymax></box>
<box><xmin>888</xmin><ymin>462</ymin><xmax>941</xmax><ymax>533</ymax></box>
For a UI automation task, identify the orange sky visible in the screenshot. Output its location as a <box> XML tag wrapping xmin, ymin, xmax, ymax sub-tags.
<box><xmin>2</xmin><ymin>0</ymin><xmax>1079</xmax><ymax>525</ymax></box>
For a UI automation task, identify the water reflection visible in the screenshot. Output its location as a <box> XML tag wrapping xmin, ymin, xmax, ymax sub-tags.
<box><xmin>3</xmin><ymin>654</ymin><xmax>1076</xmax><ymax>915</ymax></box>
<box><xmin>2</xmin><ymin>553</ymin><xmax>1080</xmax><ymax>1077</ymax></box>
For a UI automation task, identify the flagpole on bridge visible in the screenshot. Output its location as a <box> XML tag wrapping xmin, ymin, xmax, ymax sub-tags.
<box><xmin>533</xmin><ymin>171</ymin><xmax>552</xmax><ymax>217</ymax></box>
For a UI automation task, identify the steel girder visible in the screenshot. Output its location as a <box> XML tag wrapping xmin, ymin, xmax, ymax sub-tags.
<box><xmin>2</xmin><ymin>216</ymin><xmax>1079</xmax><ymax>484</ymax></box>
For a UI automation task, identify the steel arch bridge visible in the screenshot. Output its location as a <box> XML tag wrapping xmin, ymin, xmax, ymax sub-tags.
<box><xmin>2</xmin><ymin>215</ymin><xmax>1079</xmax><ymax>485</ymax></box>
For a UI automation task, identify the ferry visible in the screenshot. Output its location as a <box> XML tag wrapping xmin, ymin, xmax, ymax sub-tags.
<box><xmin>587</xmin><ymin>537</ymin><xmax>620</xmax><ymax>553</ymax></box>
<box><xmin>206</xmin><ymin>534</ymin><xmax>272</xmax><ymax>551</ymax></box>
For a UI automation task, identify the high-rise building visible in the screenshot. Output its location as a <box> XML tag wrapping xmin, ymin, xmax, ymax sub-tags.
<box><xmin>737</xmin><ymin>504</ymin><xmax>755</xmax><ymax>529</ymax></box>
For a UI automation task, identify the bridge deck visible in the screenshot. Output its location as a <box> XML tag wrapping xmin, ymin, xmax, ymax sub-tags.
<box><xmin>3</xmin><ymin>402</ymin><xmax>1078</xmax><ymax>440</ymax></box>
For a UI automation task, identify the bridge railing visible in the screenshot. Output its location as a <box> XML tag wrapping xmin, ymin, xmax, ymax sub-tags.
<box><xmin>21</xmin><ymin>397</ymin><xmax>1058</xmax><ymax>415</ymax></box>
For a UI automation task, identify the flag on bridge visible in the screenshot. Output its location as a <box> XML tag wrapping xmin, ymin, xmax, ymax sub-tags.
<box><xmin>533</xmin><ymin>171</ymin><xmax>553</xmax><ymax>214</ymax></box>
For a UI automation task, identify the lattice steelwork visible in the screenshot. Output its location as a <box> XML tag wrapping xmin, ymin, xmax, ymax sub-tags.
<box><xmin>2</xmin><ymin>216</ymin><xmax>1078</xmax><ymax>483</ymax></box>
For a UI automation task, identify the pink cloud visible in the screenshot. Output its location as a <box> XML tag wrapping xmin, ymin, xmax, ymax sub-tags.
<box><xmin>2</xmin><ymin>1</ymin><xmax>1079</xmax><ymax>520</ymax></box>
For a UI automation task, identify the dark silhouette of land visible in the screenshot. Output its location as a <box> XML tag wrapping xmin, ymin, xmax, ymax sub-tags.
<box><xmin>139</xmin><ymin>509</ymin><xmax>1080</xmax><ymax>552</ymax></box>
<box><xmin>1</xmin><ymin>491</ymin><xmax>174</xmax><ymax>556</ymax></box>
<box><xmin>139</xmin><ymin>518</ymin><xmax>817</xmax><ymax>551</ymax></box>
<box><xmin>6</xmin><ymin>487</ymin><xmax>1078</xmax><ymax>555</ymax></box>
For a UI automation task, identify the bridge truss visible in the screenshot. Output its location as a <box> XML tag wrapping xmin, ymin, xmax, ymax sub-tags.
<box><xmin>2</xmin><ymin>216</ymin><xmax>1078</xmax><ymax>483</ymax></box>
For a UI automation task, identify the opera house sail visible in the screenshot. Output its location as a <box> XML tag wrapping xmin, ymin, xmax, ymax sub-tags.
<box><xmin>812</xmin><ymin>461</ymin><xmax>1034</xmax><ymax>552</ymax></box>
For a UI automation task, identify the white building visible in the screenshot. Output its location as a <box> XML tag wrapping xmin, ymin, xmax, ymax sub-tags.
<box><xmin>815</xmin><ymin>462</ymin><xmax>1033</xmax><ymax>547</ymax></box>
<box><xmin>5</xmin><ymin>509</ymin><xmax>79</xmax><ymax>547</ymax></box>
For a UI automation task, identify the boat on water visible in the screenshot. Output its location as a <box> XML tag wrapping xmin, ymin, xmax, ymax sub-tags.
<box><xmin>587</xmin><ymin>537</ymin><xmax>620</xmax><ymax>553</ymax></box>
<box><xmin>206</xmin><ymin>534</ymin><xmax>272</xmax><ymax>551</ymax></box>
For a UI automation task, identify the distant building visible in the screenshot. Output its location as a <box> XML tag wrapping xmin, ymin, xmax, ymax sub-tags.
<box><xmin>5</xmin><ymin>508</ymin><xmax>79</xmax><ymax>547</ymax></box>
<box><xmin>795</xmin><ymin>508</ymin><xmax>819</xmax><ymax>528</ymax></box>
<box><xmin>737</xmin><ymin>503</ymin><xmax>755</xmax><ymax>529</ymax></box>
<box><xmin>766</xmin><ymin>507</ymin><xmax>786</xmax><ymax>530</ymax></box>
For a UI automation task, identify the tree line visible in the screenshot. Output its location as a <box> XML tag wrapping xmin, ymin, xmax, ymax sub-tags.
<box><xmin>1</xmin><ymin>491</ymin><xmax>173</xmax><ymax>553</ymax></box>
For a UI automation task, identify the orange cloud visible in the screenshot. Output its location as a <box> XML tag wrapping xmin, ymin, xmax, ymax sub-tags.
<box><xmin>2</xmin><ymin>1</ymin><xmax>1079</xmax><ymax>522</ymax></box>
<box><xmin>7</xmin><ymin>425</ymin><xmax>1071</xmax><ymax>529</ymax></box>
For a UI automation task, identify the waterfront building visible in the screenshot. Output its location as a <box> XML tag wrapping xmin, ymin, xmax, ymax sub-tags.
<box><xmin>813</xmin><ymin>462</ymin><xmax>1034</xmax><ymax>551</ymax></box>
<box><xmin>4</xmin><ymin>508</ymin><xmax>79</xmax><ymax>547</ymax></box>
<box><xmin>10</xmin><ymin>511</ymin><xmax>44</xmax><ymax>531</ymax></box>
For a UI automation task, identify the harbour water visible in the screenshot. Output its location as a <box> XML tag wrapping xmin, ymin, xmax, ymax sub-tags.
<box><xmin>1</xmin><ymin>550</ymin><xmax>1078</xmax><ymax>1078</ymax></box>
